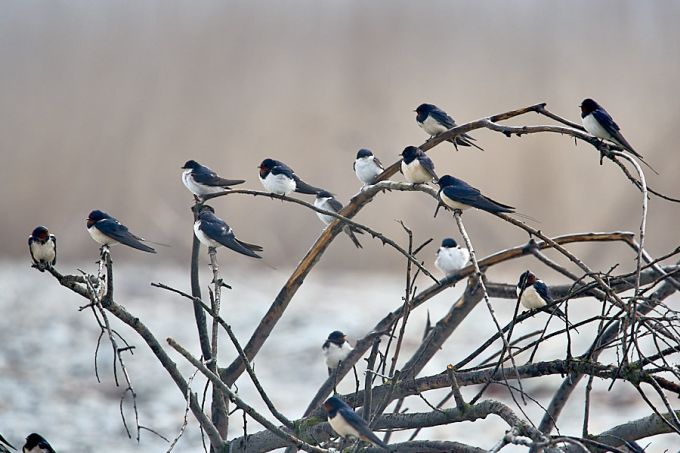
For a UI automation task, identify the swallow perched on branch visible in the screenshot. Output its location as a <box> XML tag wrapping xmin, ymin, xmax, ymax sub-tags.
<box><xmin>322</xmin><ymin>330</ymin><xmax>353</xmax><ymax>375</ymax></box>
<box><xmin>436</xmin><ymin>175</ymin><xmax>514</xmax><ymax>215</ymax></box>
<box><xmin>194</xmin><ymin>205</ymin><xmax>262</xmax><ymax>258</ymax></box>
<box><xmin>181</xmin><ymin>160</ymin><xmax>245</xmax><ymax>198</ymax></box>
<box><xmin>314</xmin><ymin>191</ymin><xmax>363</xmax><ymax>249</ymax></box>
<box><xmin>353</xmin><ymin>149</ymin><xmax>384</xmax><ymax>186</ymax></box>
<box><xmin>400</xmin><ymin>146</ymin><xmax>438</xmax><ymax>184</ymax></box>
<box><xmin>258</xmin><ymin>158</ymin><xmax>324</xmax><ymax>195</ymax></box>
<box><xmin>323</xmin><ymin>396</ymin><xmax>389</xmax><ymax>450</ymax></box>
<box><xmin>516</xmin><ymin>270</ymin><xmax>573</xmax><ymax>327</ymax></box>
<box><xmin>434</xmin><ymin>238</ymin><xmax>470</xmax><ymax>275</ymax></box>
<box><xmin>580</xmin><ymin>98</ymin><xmax>658</xmax><ymax>174</ymax></box>
<box><xmin>22</xmin><ymin>433</ymin><xmax>55</xmax><ymax>453</ymax></box>
<box><xmin>86</xmin><ymin>210</ymin><xmax>156</xmax><ymax>253</ymax></box>
<box><xmin>28</xmin><ymin>226</ymin><xmax>56</xmax><ymax>271</ymax></box>
<box><xmin>415</xmin><ymin>103</ymin><xmax>483</xmax><ymax>151</ymax></box>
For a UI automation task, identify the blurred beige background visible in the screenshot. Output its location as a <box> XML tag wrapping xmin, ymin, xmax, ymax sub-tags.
<box><xmin>2</xmin><ymin>0</ymin><xmax>679</xmax><ymax>272</ymax></box>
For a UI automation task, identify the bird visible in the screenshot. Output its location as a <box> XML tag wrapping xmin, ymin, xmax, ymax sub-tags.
<box><xmin>181</xmin><ymin>160</ymin><xmax>245</xmax><ymax>199</ymax></box>
<box><xmin>0</xmin><ymin>434</ymin><xmax>16</xmax><ymax>453</ymax></box>
<box><xmin>258</xmin><ymin>158</ymin><xmax>323</xmax><ymax>195</ymax></box>
<box><xmin>22</xmin><ymin>433</ymin><xmax>55</xmax><ymax>453</ymax></box>
<box><xmin>434</xmin><ymin>238</ymin><xmax>470</xmax><ymax>276</ymax></box>
<box><xmin>516</xmin><ymin>270</ymin><xmax>569</xmax><ymax>322</ymax></box>
<box><xmin>415</xmin><ymin>103</ymin><xmax>483</xmax><ymax>151</ymax></box>
<box><xmin>436</xmin><ymin>175</ymin><xmax>514</xmax><ymax>215</ymax></box>
<box><xmin>314</xmin><ymin>191</ymin><xmax>363</xmax><ymax>249</ymax></box>
<box><xmin>400</xmin><ymin>146</ymin><xmax>438</xmax><ymax>184</ymax></box>
<box><xmin>580</xmin><ymin>98</ymin><xmax>657</xmax><ymax>174</ymax></box>
<box><xmin>194</xmin><ymin>205</ymin><xmax>262</xmax><ymax>258</ymax></box>
<box><xmin>323</xmin><ymin>396</ymin><xmax>389</xmax><ymax>450</ymax></box>
<box><xmin>353</xmin><ymin>149</ymin><xmax>384</xmax><ymax>186</ymax></box>
<box><xmin>86</xmin><ymin>210</ymin><xmax>156</xmax><ymax>253</ymax></box>
<box><xmin>28</xmin><ymin>226</ymin><xmax>57</xmax><ymax>271</ymax></box>
<box><xmin>322</xmin><ymin>330</ymin><xmax>353</xmax><ymax>374</ymax></box>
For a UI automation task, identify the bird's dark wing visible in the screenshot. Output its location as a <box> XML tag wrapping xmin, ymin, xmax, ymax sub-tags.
<box><xmin>28</xmin><ymin>237</ymin><xmax>37</xmax><ymax>264</ymax></box>
<box><xmin>326</xmin><ymin>198</ymin><xmax>344</xmax><ymax>213</ymax></box>
<box><xmin>39</xmin><ymin>440</ymin><xmax>56</xmax><ymax>453</ymax></box>
<box><xmin>443</xmin><ymin>183</ymin><xmax>514</xmax><ymax>213</ymax></box>
<box><xmin>192</xmin><ymin>167</ymin><xmax>245</xmax><ymax>187</ymax></box>
<box><xmin>273</xmin><ymin>160</ymin><xmax>294</xmax><ymax>173</ymax></box>
<box><xmin>200</xmin><ymin>219</ymin><xmax>261</xmax><ymax>258</ymax></box>
<box><xmin>51</xmin><ymin>235</ymin><xmax>57</xmax><ymax>265</ymax></box>
<box><xmin>96</xmin><ymin>219</ymin><xmax>156</xmax><ymax>253</ymax></box>
<box><xmin>235</xmin><ymin>238</ymin><xmax>264</xmax><ymax>253</ymax></box>
<box><xmin>533</xmin><ymin>280</ymin><xmax>553</xmax><ymax>303</ymax></box>
<box><xmin>591</xmin><ymin>108</ymin><xmax>620</xmax><ymax>134</ymax></box>
<box><xmin>429</xmin><ymin>107</ymin><xmax>456</xmax><ymax>129</ymax></box>
<box><xmin>373</xmin><ymin>156</ymin><xmax>385</xmax><ymax>170</ymax></box>
<box><xmin>592</xmin><ymin>108</ymin><xmax>642</xmax><ymax>157</ymax></box>
<box><xmin>337</xmin><ymin>407</ymin><xmax>388</xmax><ymax>449</ymax></box>
<box><xmin>292</xmin><ymin>175</ymin><xmax>324</xmax><ymax>195</ymax></box>
<box><xmin>418</xmin><ymin>156</ymin><xmax>439</xmax><ymax>180</ymax></box>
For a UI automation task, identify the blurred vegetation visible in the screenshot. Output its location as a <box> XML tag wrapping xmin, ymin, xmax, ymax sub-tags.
<box><xmin>2</xmin><ymin>1</ymin><xmax>679</xmax><ymax>272</ymax></box>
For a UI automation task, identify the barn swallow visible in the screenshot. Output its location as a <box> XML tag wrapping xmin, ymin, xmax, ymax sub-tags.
<box><xmin>0</xmin><ymin>434</ymin><xmax>16</xmax><ymax>452</ymax></box>
<box><xmin>516</xmin><ymin>270</ymin><xmax>570</xmax><ymax>324</ymax></box>
<box><xmin>28</xmin><ymin>226</ymin><xmax>57</xmax><ymax>271</ymax></box>
<box><xmin>194</xmin><ymin>205</ymin><xmax>262</xmax><ymax>258</ymax></box>
<box><xmin>323</xmin><ymin>396</ymin><xmax>389</xmax><ymax>450</ymax></box>
<box><xmin>580</xmin><ymin>98</ymin><xmax>657</xmax><ymax>174</ymax></box>
<box><xmin>181</xmin><ymin>160</ymin><xmax>245</xmax><ymax>198</ymax></box>
<box><xmin>400</xmin><ymin>146</ymin><xmax>438</xmax><ymax>184</ymax></box>
<box><xmin>258</xmin><ymin>158</ymin><xmax>323</xmax><ymax>195</ymax></box>
<box><xmin>314</xmin><ymin>191</ymin><xmax>363</xmax><ymax>248</ymax></box>
<box><xmin>322</xmin><ymin>330</ymin><xmax>353</xmax><ymax>374</ymax></box>
<box><xmin>434</xmin><ymin>238</ymin><xmax>470</xmax><ymax>275</ymax></box>
<box><xmin>353</xmin><ymin>149</ymin><xmax>384</xmax><ymax>186</ymax></box>
<box><xmin>415</xmin><ymin>103</ymin><xmax>483</xmax><ymax>151</ymax></box>
<box><xmin>22</xmin><ymin>433</ymin><xmax>55</xmax><ymax>453</ymax></box>
<box><xmin>436</xmin><ymin>175</ymin><xmax>514</xmax><ymax>215</ymax></box>
<box><xmin>86</xmin><ymin>210</ymin><xmax>156</xmax><ymax>253</ymax></box>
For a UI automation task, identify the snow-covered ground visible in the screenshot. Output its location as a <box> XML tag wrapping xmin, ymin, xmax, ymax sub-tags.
<box><xmin>0</xmin><ymin>261</ymin><xmax>677</xmax><ymax>452</ymax></box>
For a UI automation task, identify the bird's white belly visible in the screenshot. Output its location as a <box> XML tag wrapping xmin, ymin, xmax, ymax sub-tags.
<box><xmin>582</xmin><ymin>114</ymin><xmax>612</xmax><ymax>141</ymax></box>
<box><xmin>88</xmin><ymin>226</ymin><xmax>116</xmax><ymax>246</ymax></box>
<box><xmin>420</xmin><ymin>115</ymin><xmax>449</xmax><ymax>136</ymax></box>
<box><xmin>355</xmin><ymin>159</ymin><xmax>381</xmax><ymax>184</ymax></box>
<box><xmin>193</xmin><ymin>222</ymin><xmax>221</xmax><ymax>248</ymax></box>
<box><xmin>31</xmin><ymin>241</ymin><xmax>56</xmax><ymax>263</ymax></box>
<box><xmin>519</xmin><ymin>286</ymin><xmax>546</xmax><ymax>309</ymax></box>
<box><xmin>328</xmin><ymin>413</ymin><xmax>361</xmax><ymax>439</ymax></box>
<box><xmin>440</xmin><ymin>192</ymin><xmax>471</xmax><ymax>211</ymax></box>
<box><xmin>261</xmin><ymin>174</ymin><xmax>296</xmax><ymax>195</ymax></box>
<box><xmin>402</xmin><ymin>161</ymin><xmax>432</xmax><ymax>184</ymax></box>
<box><xmin>324</xmin><ymin>342</ymin><xmax>352</xmax><ymax>369</ymax></box>
<box><xmin>435</xmin><ymin>248</ymin><xmax>470</xmax><ymax>275</ymax></box>
<box><xmin>314</xmin><ymin>200</ymin><xmax>335</xmax><ymax>225</ymax></box>
<box><xmin>182</xmin><ymin>170</ymin><xmax>222</xmax><ymax>196</ymax></box>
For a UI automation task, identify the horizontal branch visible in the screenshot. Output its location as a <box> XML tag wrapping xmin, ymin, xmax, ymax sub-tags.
<box><xmin>231</xmin><ymin>399</ymin><xmax>543</xmax><ymax>452</ymax></box>
<box><xmin>582</xmin><ymin>410</ymin><xmax>680</xmax><ymax>452</ymax></box>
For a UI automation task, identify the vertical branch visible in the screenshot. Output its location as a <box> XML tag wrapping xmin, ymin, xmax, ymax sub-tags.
<box><xmin>190</xmin><ymin>203</ymin><xmax>212</xmax><ymax>361</ymax></box>
<box><xmin>207</xmin><ymin>247</ymin><xmax>230</xmax><ymax>439</ymax></box>
<box><xmin>208</xmin><ymin>248</ymin><xmax>221</xmax><ymax>362</ymax></box>
<box><xmin>189</xmin><ymin>203</ymin><xmax>227</xmax><ymax>443</ymax></box>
